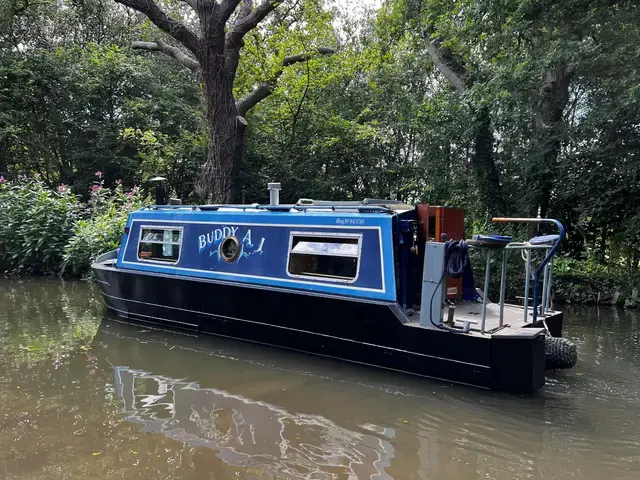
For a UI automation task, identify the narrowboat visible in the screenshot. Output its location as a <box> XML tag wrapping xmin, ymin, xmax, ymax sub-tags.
<box><xmin>93</xmin><ymin>181</ymin><xmax>577</xmax><ymax>393</ymax></box>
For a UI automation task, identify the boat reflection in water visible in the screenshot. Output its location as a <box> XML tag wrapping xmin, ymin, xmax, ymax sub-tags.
<box><xmin>101</xmin><ymin>317</ymin><xmax>573</xmax><ymax>479</ymax></box>
<box><xmin>113</xmin><ymin>364</ymin><xmax>395</xmax><ymax>478</ymax></box>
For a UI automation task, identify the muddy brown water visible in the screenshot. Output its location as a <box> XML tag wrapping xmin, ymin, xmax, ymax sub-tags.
<box><xmin>1</xmin><ymin>278</ymin><xmax>639</xmax><ymax>479</ymax></box>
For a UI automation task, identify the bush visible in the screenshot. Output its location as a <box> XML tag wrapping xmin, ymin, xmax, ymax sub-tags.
<box><xmin>553</xmin><ymin>258</ymin><xmax>640</xmax><ymax>307</ymax></box>
<box><xmin>62</xmin><ymin>180</ymin><xmax>145</xmax><ymax>277</ymax></box>
<box><xmin>0</xmin><ymin>174</ymin><xmax>146</xmax><ymax>277</ymax></box>
<box><xmin>470</xmin><ymin>249</ymin><xmax>640</xmax><ymax>309</ymax></box>
<box><xmin>0</xmin><ymin>177</ymin><xmax>82</xmax><ymax>274</ymax></box>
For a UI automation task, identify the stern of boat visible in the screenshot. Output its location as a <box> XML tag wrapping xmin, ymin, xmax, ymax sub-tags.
<box><xmin>397</xmin><ymin>211</ymin><xmax>577</xmax><ymax>392</ymax></box>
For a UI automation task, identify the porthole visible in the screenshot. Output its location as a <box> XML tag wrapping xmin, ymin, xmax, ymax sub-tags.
<box><xmin>220</xmin><ymin>236</ymin><xmax>241</xmax><ymax>262</ymax></box>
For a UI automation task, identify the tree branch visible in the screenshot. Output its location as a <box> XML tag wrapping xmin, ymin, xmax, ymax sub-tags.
<box><xmin>426</xmin><ymin>38</ymin><xmax>468</xmax><ymax>92</ymax></box>
<box><xmin>281</xmin><ymin>48</ymin><xmax>334</xmax><ymax>67</ymax></box>
<box><xmin>236</xmin><ymin>83</ymin><xmax>272</xmax><ymax>117</ymax></box>
<box><xmin>223</xmin><ymin>0</ymin><xmax>257</xmax><ymax>83</ymax></box>
<box><xmin>115</xmin><ymin>0</ymin><xmax>200</xmax><ymax>55</ymax></box>
<box><xmin>179</xmin><ymin>0</ymin><xmax>199</xmax><ymax>11</ymax></box>
<box><xmin>236</xmin><ymin>47</ymin><xmax>334</xmax><ymax>116</ymax></box>
<box><xmin>224</xmin><ymin>41</ymin><xmax>243</xmax><ymax>84</ymax></box>
<box><xmin>284</xmin><ymin>58</ymin><xmax>310</xmax><ymax>154</ymax></box>
<box><xmin>226</xmin><ymin>0</ymin><xmax>279</xmax><ymax>50</ymax></box>
<box><xmin>220</xmin><ymin>0</ymin><xmax>243</xmax><ymax>21</ymax></box>
<box><xmin>236</xmin><ymin>0</ymin><xmax>254</xmax><ymax>20</ymax></box>
<box><xmin>132</xmin><ymin>40</ymin><xmax>200</xmax><ymax>71</ymax></box>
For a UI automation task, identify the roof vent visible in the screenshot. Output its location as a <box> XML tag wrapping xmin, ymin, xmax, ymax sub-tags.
<box><xmin>268</xmin><ymin>182</ymin><xmax>281</xmax><ymax>206</ymax></box>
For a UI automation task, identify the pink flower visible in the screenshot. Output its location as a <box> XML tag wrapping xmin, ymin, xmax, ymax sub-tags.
<box><xmin>58</xmin><ymin>183</ymin><xmax>67</xmax><ymax>193</ymax></box>
<box><xmin>0</xmin><ymin>176</ymin><xmax>4</xmax><ymax>183</ymax></box>
<box><xmin>126</xmin><ymin>185</ymin><xmax>137</xmax><ymax>199</ymax></box>
<box><xmin>95</xmin><ymin>171</ymin><xmax>103</xmax><ymax>178</ymax></box>
<box><xmin>115</xmin><ymin>179</ymin><xmax>122</xmax><ymax>185</ymax></box>
<box><xmin>91</xmin><ymin>184</ymin><xmax>101</xmax><ymax>194</ymax></box>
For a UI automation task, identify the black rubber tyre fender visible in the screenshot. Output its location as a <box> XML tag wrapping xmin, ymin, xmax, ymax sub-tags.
<box><xmin>545</xmin><ymin>335</ymin><xmax>578</xmax><ymax>370</ymax></box>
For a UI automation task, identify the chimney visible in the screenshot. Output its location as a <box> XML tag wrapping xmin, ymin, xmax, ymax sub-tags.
<box><xmin>150</xmin><ymin>177</ymin><xmax>167</xmax><ymax>206</ymax></box>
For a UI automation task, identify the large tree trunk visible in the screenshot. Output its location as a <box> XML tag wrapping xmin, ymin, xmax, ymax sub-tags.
<box><xmin>197</xmin><ymin>56</ymin><xmax>252</xmax><ymax>203</ymax></box>
<box><xmin>472</xmin><ymin>106</ymin><xmax>506</xmax><ymax>216</ymax></box>
<box><xmin>198</xmin><ymin>73</ymin><xmax>242</xmax><ymax>203</ymax></box>
<box><xmin>0</xmin><ymin>138</ymin><xmax>8</xmax><ymax>175</ymax></box>
<box><xmin>195</xmin><ymin>9</ymin><xmax>237</xmax><ymax>204</ymax></box>
<box><xmin>426</xmin><ymin>37</ymin><xmax>506</xmax><ymax>216</ymax></box>
<box><xmin>531</xmin><ymin>65</ymin><xmax>573</xmax><ymax>217</ymax></box>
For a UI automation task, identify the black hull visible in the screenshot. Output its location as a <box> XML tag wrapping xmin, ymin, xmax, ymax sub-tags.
<box><xmin>93</xmin><ymin>263</ymin><xmax>553</xmax><ymax>393</ymax></box>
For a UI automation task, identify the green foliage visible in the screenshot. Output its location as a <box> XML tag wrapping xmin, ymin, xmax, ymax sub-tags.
<box><xmin>0</xmin><ymin>177</ymin><xmax>82</xmax><ymax>274</ymax></box>
<box><xmin>121</xmin><ymin>127</ymin><xmax>206</xmax><ymax>201</ymax></box>
<box><xmin>0</xmin><ymin>0</ymin><xmax>639</xmax><ymax>286</ymax></box>
<box><xmin>0</xmin><ymin>175</ymin><xmax>146</xmax><ymax>277</ymax></box>
<box><xmin>553</xmin><ymin>258</ymin><xmax>640</xmax><ymax>307</ymax></box>
<box><xmin>0</xmin><ymin>30</ymin><xmax>204</xmax><ymax>199</ymax></box>
<box><xmin>378</xmin><ymin>0</ymin><xmax>640</xmax><ymax>266</ymax></box>
<box><xmin>243</xmin><ymin>18</ymin><xmax>480</xmax><ymax>213</ymax></box>
<box><xmin>234</xmin><ymin>0</ymin><xmax>338</xmax><ymax>101</ymax></box>
<box><xmin>472</xmin><ymin>253</ymin><xmax>640</xmax><ymax>310</ymax></box>
<box><xmin>62</xmin><ymin>180</ymin><xmax>147</xmax><ymax>277</ymax></box>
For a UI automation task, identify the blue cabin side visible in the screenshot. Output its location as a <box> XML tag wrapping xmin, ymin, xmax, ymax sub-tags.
<box><xmin>115</xmin><ymin>208</ymin><xmax>397</xmax><ymax>302</ymax></box>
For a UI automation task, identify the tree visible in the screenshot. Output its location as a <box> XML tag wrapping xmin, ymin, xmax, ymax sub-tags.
<box><xmin>424</xmin><ymin>36</ymin><xmax>507</xmax><ymax>216</ymax></box>
<box><xmin>243</xmin><ymin>12</ymin><xmax>479</xmax><ymax>214</ymax></box>
<box><xmin>377</xmin><ymin>0</ymin><xmax>507</xmax><ymax>215</ymax></box>
<box><xmin>114</xmin><ymin>0</ymin><xmax>334</xmax><ymax>202</ymax></box>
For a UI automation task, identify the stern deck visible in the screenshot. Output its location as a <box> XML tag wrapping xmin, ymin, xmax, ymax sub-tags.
<box><xmin>406</xmin><ymin>301</ymin><xmax>559</xmax><ymax>338</ymax></box>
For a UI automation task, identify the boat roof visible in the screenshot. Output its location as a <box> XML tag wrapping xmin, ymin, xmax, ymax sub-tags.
<box><xmin>134</xmin><ymin>200</ymin><xmax>413</xmax><ymax>217</ymax></box>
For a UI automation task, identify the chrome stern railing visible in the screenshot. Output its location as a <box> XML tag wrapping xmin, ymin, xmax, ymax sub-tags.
<box><xmin>492</xmin><ymin>217</ymin><xmax>566</xmax><ymax>325</ymax></box>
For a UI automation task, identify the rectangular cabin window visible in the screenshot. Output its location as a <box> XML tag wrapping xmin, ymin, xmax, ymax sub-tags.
<box><xmin>137</xmin><ymin>227</ymin><xmax>183</xmax><ymax>264</ymax></box>
<box><xmin>287</xmin><ymin>234</ymin><xmax>361</xmax><ymax>282</ymax></box>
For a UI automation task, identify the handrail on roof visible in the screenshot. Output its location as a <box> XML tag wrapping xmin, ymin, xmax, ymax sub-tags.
<box><xmin>141</xmin><ymin>204</ymin><xmax>261</xmax><ymax>211</ymax></box>
<box><xmin>141</xmin><ymin>204</ymin><xmax>394</xmax><ymax>214</ymax></box>
<box><xmin>292</xmin><ymin>205</ymin><xmax>392</xmax><ymax>213</ymax></box>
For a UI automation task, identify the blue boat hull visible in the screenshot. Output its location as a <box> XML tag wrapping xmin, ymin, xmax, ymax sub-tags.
<box><xmin>93</xmin><ymin>263</ymin><xmax>551</xmax><ymax>393</ymax></box>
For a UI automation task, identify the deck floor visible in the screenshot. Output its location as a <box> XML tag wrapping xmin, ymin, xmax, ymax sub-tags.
<box><xmin>407</xmin><ymin>301</ymin><xmax>558</xmax><ymax>337</ymax></box>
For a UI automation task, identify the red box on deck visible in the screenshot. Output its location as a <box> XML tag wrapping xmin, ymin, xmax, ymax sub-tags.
<box><xmin>416</xmin><ymin>205</ymin><xmax>465</xmax><ymax>300</ymax></box>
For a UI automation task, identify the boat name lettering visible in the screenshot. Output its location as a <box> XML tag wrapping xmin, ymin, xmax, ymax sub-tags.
<box><xmin>198</xmin><ymin>226</ymin><xmax>265</xmax><ymax>260</ymax></box>
<box><xmin>336</xmin><ymin>218</ymin><xmax>364</xmax><ymax>225</ymax></box>
<box><xmin>198</xmin><ymin>226</ymin><xmax>238</xmax><ymax>251</ymax></box>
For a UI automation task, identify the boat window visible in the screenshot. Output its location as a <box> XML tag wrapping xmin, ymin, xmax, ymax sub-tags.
<box><xmin>138</xmin><ymin>227</ymin><xmax>182</xmax><ymax>264</ymax></box>
<box><xmin>287</xmin><ymin>234</ymin><xmax>361</xmax><ymax>282</ymax></box>
<box><xmin>220</xmin><ymin>236</ymin><xmax>241</xmax><ymax>262</ymax></box>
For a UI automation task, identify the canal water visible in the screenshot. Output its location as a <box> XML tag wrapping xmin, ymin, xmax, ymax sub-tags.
<box><xmin>1</xmin><ymin>278</ymin><xmax>639</xmax><ymax>479</ymax></box>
